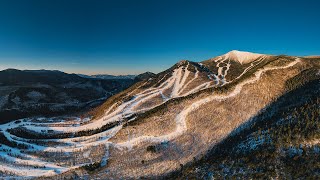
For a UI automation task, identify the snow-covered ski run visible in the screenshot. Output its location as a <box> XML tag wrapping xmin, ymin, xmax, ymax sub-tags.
<box><xmin>0</xmin><ymin>57</ymin><xmax>300</xmax><ymax>178</ymax></box>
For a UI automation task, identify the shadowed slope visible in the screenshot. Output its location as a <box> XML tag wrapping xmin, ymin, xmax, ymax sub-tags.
<box><xmin>170</xmin><ymin>70</ymin><xmax>320</xmax><ymax>179</ymax></box>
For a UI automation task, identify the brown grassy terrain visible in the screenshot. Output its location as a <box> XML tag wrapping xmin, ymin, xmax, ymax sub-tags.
<box><xmin>132</xmin><ymin>94</ymin><xmax>164</xmax><ymax>111</ymax></box>
<box><xmin>84</xmin><ymin>58</ymin><xmax>305</xmax><ymax>179</ymax></box>
<box><xmin>28</xmin><ymin>57</ymin><xmax>319</xmax><ymax>179</ymax></box>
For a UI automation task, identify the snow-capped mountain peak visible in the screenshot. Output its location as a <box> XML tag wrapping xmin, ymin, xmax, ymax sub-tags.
<box><xmin>223</xmin><ymin>50</ymin><xmax>265</xmax><ymax>64</ymax></box>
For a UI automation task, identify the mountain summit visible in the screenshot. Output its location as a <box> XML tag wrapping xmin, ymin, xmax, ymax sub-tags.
<box><xmin>222</xmin><ymin>50</ymin><xmax>266</xmax><ymax>64</ymax></box>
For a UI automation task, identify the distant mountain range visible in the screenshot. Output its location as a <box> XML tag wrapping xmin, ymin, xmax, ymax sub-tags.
<box><xmin>77</xmin><ymin>73</ymin><xmax>137</xmax><ymax>80</ymax></box>
<box><xmin>77</xmin><ymin>72</ymin><xmax>157</xmax><ymax>81</ymax></box>
<box><xmin>0</xmin><ymin>69</ymin><xmax>140</xmax><ymax>124</ymax></box>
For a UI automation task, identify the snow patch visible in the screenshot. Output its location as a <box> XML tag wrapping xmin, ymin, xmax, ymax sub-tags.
<box><xmin>27</xmin><ymin>91</ymin><xmax>46</xmax><ymax>101</ymax></box>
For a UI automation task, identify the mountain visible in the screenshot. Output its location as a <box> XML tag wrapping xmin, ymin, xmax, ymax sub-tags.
<box><xmin>220</xmin><ymin>50</ymin><xmax>265</xmax><ymax>64</ymax></box>
<box><xmin>77</xmin><ymin>73</ymin><xmax>136</xmax><ymax>80</ymax></box>
<box><xmin>92</xmin><ymin>74</ymin><xmax>136</xmax><ymax>80</ymax></box>
<box><xmin>133</xmin><ymin>71</ymin><xmax>156</xmax><ymax>81</ymax></box>
<box><xmin>0</xmin><ymin>51</ymin><xmax>319</xmax><ymax>179</ymax></box>
<box><xmin>0</xmin><ymin>69</ymin><xmax>83</xmax><ymax>85</ymax></box>
<box><xmin>172</xmin><ymin>73</ymin><xmax>320</xmax><ymax>179</ymax></box>
<box><xmin>0</xmin><ymin>69</ymin><xmax>135</xmax><ymax>124</ymax></box>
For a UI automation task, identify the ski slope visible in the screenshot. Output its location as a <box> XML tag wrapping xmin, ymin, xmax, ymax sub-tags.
<box><xmin>0</xmin><ymin>55</ymin><xmax>299</xmax><ymax>178</ymax></box>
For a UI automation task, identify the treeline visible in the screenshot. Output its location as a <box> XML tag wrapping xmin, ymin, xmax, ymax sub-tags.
<box><xmin>0</xmin><ymin>132</ymin><xmax>29</xmax><ymax>149</ymax></box>
<box><xmin>8</xmin><ymin>118</ymin><xmax>124</xmax><ymax>140</ymax></box>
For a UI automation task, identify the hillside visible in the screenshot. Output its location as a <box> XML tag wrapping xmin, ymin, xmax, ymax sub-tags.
<box><xmin>171</xmin><ymin>71</ymin><xmax>320</xmax><ymax>179</ymax></box>
<box><xmin>0</xmin><ymin>51</ymin><xmax>318</xmax><ymax>179</ymax></box>
<box><xmin>78</xmin><ymin>74</ymin><xmax>137</xmax><ymax>80</ymax></box>
<box><xmin>0</xmin><ymin>69</ymin><xmax>134</xmax><ymax>124</ymax></box>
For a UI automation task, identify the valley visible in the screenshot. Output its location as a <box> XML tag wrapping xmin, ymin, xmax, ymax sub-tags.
<box><xmin>0</xmin><ymin>69</ymin><xmax>135</xmax><ymax>124</ymax></box>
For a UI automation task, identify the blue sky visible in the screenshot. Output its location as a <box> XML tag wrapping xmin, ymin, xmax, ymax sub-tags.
<box><xmin>0</xmin><ymin>0</ymin><xmax>319</xmax><ymax>75</ymax></box>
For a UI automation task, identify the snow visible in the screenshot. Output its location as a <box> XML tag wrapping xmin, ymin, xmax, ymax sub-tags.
<box><xmin>171</xmin><ymin>67</ymin><xmax>184</xmax><ymax>97</ymax></box>
<box><xmin>116</xmin><ymin>58</ymin><xmax>301</xmax><ymax>150</ymax></box>
<box><xmin>237</xmin><ymin>131</ymin><xmax>272</xmax><ymax>152</ymax></box>
<box><xmin>83</xmin><ymin>149</ymin><xmax>91</xmax><ymax>158</ymax></box>
<box><xmin>159</xmin><ymin>90</ymin><xmax>168</xmax><ymax>101</ymax></box>
<box><xmin>223</xmin><ymin>50</ymin><xmax>264</xmax><ymax>65</ymax></box>
<box><xmin>26</xmin><ymin>91</ymin><xmax>46</xmax><ymax>101</ymax></box>
<box><xmin>179</xmin><ymin>66</ymin><xmax>199</xmax><ymax>95</ymax></box>
<box><xmin>233</xmin><ymin>55</ymin><xmax>267</xmax><ymax>82</ymax></box>
<box><xmin>214</xmin><ymin>53</ymin><xmax>232</xmax><ymax>85</ymax></box>
<box><xmin>178</xmin><ymin>64</ymin><xmax>191</xmax><ymax>94</ymax></box>
<box><xmin>100</xmin><ymin>144</ymin><xmax>109</xmax><ymax>167</ymax></box>
<box><xmin>183</xmin><ymin>82</ymin><xmax>210</xmax><ymax>95</ymax></box>
<box><xmin>0</xmin><ymin>61</ymin><xmax>207</xmax><ymax>177</ymax></box>
<box><xmin>0</xmin><ymin>57</ymin><xmax>301</xmax><ymax>178</ymax></box>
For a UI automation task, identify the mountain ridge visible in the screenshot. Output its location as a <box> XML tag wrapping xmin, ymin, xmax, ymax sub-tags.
<box><xmin>0</xmin><ymin>69</ymin><xmax>135</xmax><ymax>124</ymax></box>
<box><xmin>222</xmin><ymin>50</ymin><xmax>266</xmax><ymax>64</ymax></box>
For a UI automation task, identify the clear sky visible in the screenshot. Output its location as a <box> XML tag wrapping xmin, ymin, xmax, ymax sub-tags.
<box><xmin>0</xmin><ymin>0</ymin><xmax>319</xmax><ymax>75</ymax></box>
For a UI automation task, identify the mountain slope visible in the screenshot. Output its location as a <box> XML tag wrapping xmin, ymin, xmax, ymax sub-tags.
<box><xmin>172</xmin><ymin>75</ymin><xmax>320</xmax><ymax>179</ymax></box>
<box><xmin>0</xmin><ymin>69</ymin><xmax>134</xmax><ymax>124</ymax></box>
<box><xmin>0</xmin><ymin>51</ymin><xmax>319</xmax><ymax>179</ymax></box>
<box><xmin>78</xmin><ymin>74</ymin><xmax>137</xmax><ymax>80</ymax></box>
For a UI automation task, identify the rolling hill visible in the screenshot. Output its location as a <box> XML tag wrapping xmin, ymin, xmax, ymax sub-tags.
<box><xmin>0</xmin><ymin>69</ymin><xmax>135</xmax><ymax>124</ymax></box>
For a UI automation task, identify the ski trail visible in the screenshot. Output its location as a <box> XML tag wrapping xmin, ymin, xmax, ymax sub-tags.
<box><xmin>105</xmin><ymin>103</ymin><xmax>117</xmax><ymax>115</ymax></box>
<box><xmin>179</xmin><ymin>66</ymin><xmax>199</xmax><ymax>95</ymax></box>
<box><xmin>159</xmin><ymin>90</ymin><xmax>168</xmax><ymax>101</ymax></box>
<box><xmin>0</xmin><ymin>58</ymin><xmax>300</xmax><ymax>177</ymax></box>
<box><xmin>182</xmin><ymin>81</ymin><xmax>211</xmax><ymax>96</ymax></box>
<box><xmin>177</xmin><ymin>63</ymin><xmax>191</xmax><ymax>94</ymax></box>
<box><xmin>171</xmin><ymin>67</ymin><xmax>184</xmax><ymax>97</ymax></box>
<box><xmin>215</xmin><ymin>54</ymin><xmax>231</xmax><ymax>85</ymax></box>
<box><xmin>224</xmin><ymin>59</ymin><xmax>231</xmax><ymax>78</ymax></box>
<box><xmin>0</xmin><ymin>65</ymin><xmax>185</xmax><ymax>177</ymax></box>
<box><xmin>20</xmin><ymin>71</ymin><xmax>178</xmax><ymax>133</ymax></box>
<box><xmin>233</xmin><ymin>55</ymin><xmax>267</xmax><ymax>82</ymax></box>
<box><xmin>115</xmin><ymin>58</ymin><xmax>301</xmax><ymax>149</ymax></box>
